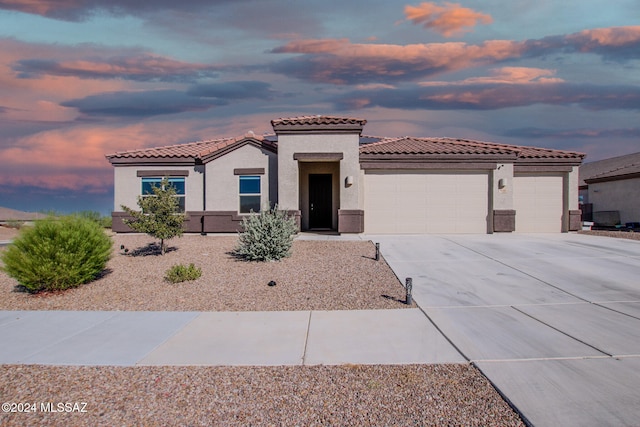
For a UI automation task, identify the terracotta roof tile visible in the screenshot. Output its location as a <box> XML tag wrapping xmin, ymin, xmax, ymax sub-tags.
<box><xmin>106</xmin><ymin>133</ymin><xmax>276</xmax><ymax>161</ymax></box>
<box><xmin>106</xmin><ymin>117</ymin><xmax>584</xmax><ymax>164</ymax></box>
<box><xmin>359</xmin><ymin>136</ymin><xmax>585</xmax><ymax>160</ymax></box>
<box><xmin>271</xmin><ymin>115</ymin><xmax>367</xmax><ymax>127</ymax></box>
<box><xmin>360</xmin><ymin>137</ymin><xmax>516</xmax><ymax>156</ymax></box>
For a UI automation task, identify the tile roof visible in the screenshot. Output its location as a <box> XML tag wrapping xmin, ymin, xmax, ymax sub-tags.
<box><xmin>579</xmin><ymin>152</ymin><xmax>640</xmax><ymax>185</ymax></box>
<box><xmin>584</xmin><ymin>162</ymin><xmax>640</xmax><ymax>183</ymax></box>
<box><xmin>359</xmin><ymin>136</ymin><xmax>585</xmax><ymax>160</ymax></box>
<box><xmin>106</xmin><ymin>132</ymin><xmax>276</xmax><ymax>162</ymax></box>
<box><xmin>105</xmin><ymin>118</ymin><xmax>584</xmax><ymax>165</ymax></box>
<box><xmin>271</xmin><ymin>115</ymin><xmax>367</xmax><ymax>127</ymax></box>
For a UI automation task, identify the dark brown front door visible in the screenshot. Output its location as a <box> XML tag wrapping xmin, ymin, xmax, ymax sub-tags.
<box><xmin>309</xmin><ymin>174</ymin><xmax>332</xmax><ymax>229</ymax></box>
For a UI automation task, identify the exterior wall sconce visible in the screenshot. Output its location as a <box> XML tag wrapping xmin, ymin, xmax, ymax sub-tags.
<box><xmin>498</xmin><ymin>178</ymin><xmax>506</xmax><ymax>189</ymax></box>
<box><xmin>345</xmin><ymin>175</ymin><xmax>354</xmax><ymax>187</ymax></box>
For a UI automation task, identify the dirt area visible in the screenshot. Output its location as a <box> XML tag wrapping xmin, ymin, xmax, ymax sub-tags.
<box><xmin>0</xmin><ymin>233</ymin><xmax>411</xmax><ymax>311</ymax></box>
<box><xmin>0</xmin><ymin>225</ymin><xmax>20</xmax><ymax>241</ymax></box>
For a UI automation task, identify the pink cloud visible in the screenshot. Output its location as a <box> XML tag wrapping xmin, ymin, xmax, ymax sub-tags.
<box><xmin>404</xmin><ymin>2</ymin><xmax>493</xmax><ymax>37</ymax></box>
<box><xmin>270</xmin><ymin>38</ymin><xmax>350</xmax><ymax>54</ymax></box>
<box><xmin>0</xmin><ymin>121</ymin><xmax>199</xmax><ymax>191</ymax></box>
<box><xmin>567</xmin><ymin>26</ymin><xmax>640</xmax><ymax>49</ymax></box>
<box><xmin>15</xmin><ymin>55</ymin><xmax>219</xmax><ymax>82</ymax></box>
<box><xmin>271</xmin><ymin>38</ymin><xmax>524</xmax><ymax>83</ymax></box>
<box><xmin>0</xmin><ymin>38</ymin><xmax>209</xmax><ymax>122</ymax></box>
<box><xmin>271</xmin><ymin>26</ymin><xmax>640</xmax><ymax>84</ymax></box>
<box><xmin>420</xmin><ymin>67</ymin><xmax>564</xmax><ymax>86</ymax></box>
<box><xmin>0</xmin><ymin>0</ymin><xmax>82</xmax><ymax>17</ymax></box>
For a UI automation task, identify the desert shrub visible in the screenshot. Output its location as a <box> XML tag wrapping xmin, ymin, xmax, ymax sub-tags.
<box><xmin>5</xmin><ymin>220</ymin><xmax>25</xmax><ymax>230</ymax></box>
<box><xmin>75</xmin><ymin>211</ymin><xmax>112</xmax><ymax>229</ymax></box>
<box><xmin>165</xmin><ymin>263</ymin><xmax>202</xmax><ymax>283</ymax></box>
<box><xmin>235</xmin><ymin>205</ymin><xmax>297</xmax><ymax>261</ymax></box>
<box><xmin>0</xmin><ymin>216</ymin><xmax>113</xmax><ymax>293</ymax></box>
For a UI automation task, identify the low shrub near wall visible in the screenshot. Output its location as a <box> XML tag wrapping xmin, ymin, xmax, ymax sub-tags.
<box><xmin>1</xmin><ymin>216</ymin><xmax>113</xmax><ymax>293</ymax></box>
<box><xmin>235</xmin><ymin>206</ymin><xmax>297</xmax><ymax>262</ymax></box>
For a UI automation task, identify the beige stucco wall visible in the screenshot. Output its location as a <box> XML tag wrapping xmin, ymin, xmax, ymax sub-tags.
<box><xmin>567</xmin><ymin>166</ymin><xmax>580</xmax><ymax>211</ymax></box>
<box><xmin>276</xmin><ymin>133</ymin><xmax>361</xmax><ymax>212</ymax></box>
<box><xmin>113</xmin><ymin>165</ymin><xmax>204</xmax><ymax>212</ymax></box>
<box><xmin>588</xmin><ymin>177</ymin><xmax>640</xmax><ymax>224</ymax></box>
<box><xmin>205</xmin><ymin>144</ymin><xmax>277</xmax><ymax>211</ymax></box>
<box><xmin>492</xmin><ymin>163</ymin><xmax>514</xmax><ymax>210</ymax></box>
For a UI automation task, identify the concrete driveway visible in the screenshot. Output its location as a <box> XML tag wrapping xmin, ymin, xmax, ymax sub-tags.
<box><xmin>372</xmin><ymin>233</ymin><xmax>640</xmax><ymax>427</ymax></box>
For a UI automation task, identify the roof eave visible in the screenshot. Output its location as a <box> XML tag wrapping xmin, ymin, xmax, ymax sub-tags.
<box><xmin>359</xmin><ymin>153</ymin><xmax>518</xmax><ymax>162</ymax></box>
<box><xmin>585</xmin><ymin>171</ymin><xmax>640</xmax><ymax>184</ymax></box>
<box><xmin>107</xmin><ymin>157</ymin><xmax>197</xmax><ymax>166</ymax></box>
<box><xmin>272</xmin><ymin>123</ymin><xmax>365</xmax><ymax>134</ymax></box>
<box><xmin>199</xmin><ymin>137</ymin><xmax>277</xmax><ymax>163</ymax></box>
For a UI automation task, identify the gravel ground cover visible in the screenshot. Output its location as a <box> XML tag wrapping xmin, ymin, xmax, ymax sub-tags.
<box><xmin>0</xmin><ymin>232</ymin><xmax>411</xmax><ymax>311</ymax></box>
<box><xmin>0</xmin><ymin>364</ymin><xmax>524</xmax><ymax>426</ymax></box>
<box><xmin>578</xmin><ymin>229</ymin><xmax>640</xmax><ymax>241</ymax></box>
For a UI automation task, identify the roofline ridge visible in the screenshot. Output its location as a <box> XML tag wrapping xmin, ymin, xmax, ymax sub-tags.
<box><xmin>591</xmin><ymin>161</ymin><xmax>640</xmax><ymax>177</ymax></box>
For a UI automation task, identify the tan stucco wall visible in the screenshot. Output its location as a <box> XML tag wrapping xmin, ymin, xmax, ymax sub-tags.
<box><xmin>492</xmin><ymin>163</ymin><xmax>514</xmax><ymax>210</ymax></box>
<box><xmin>588</xmin><ymin>177</ymin><xmax>640</xmax><ymax>224</ymax></box>
<box><xmin>113</xmin><ymin>165</ymin><xmax>204</xmax><ymax>212</ymax></box>
<box><xmin>276</xmin><ymin>133</ymin><xmax>361</xmax><ymax>212</ymax></box>
<box><xmin>205</xmin><ymin>144</ymin><xmax>277</xmax><ymax>211</ymax></box>
<box><xmin>567</xmin><ymin>166</ymin><xmax>580</xmax><ymax>211</ymax></box>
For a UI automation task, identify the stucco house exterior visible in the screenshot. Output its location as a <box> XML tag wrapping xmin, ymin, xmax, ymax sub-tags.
<box><xmin>579</xmin><ymin>152</ymin><xmax>640</xmax><ymax>225</ymax></box>
<box><xmin>106</xmin><ymin>115</ymin><xmax>585</xmax><ymax>234</ymax></box>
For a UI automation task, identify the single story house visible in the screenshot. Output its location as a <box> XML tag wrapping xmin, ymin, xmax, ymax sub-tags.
<box><xmin>579</xmin><ymin>151</ymin><xmax>640</xmax><ymax>225</ymax></box>
<box><xmin>106</xmin><ymin>115</ymin><xmax>585</xmax><ymax>234</ymax></box>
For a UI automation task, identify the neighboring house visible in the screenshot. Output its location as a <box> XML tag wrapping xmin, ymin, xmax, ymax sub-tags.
<box><xmin>106</xmin><ymin>115</ymin><xmax>585</xmax><ymax>234</ymax></box>
<box><xmin>0</xmin><ymin>207</ymin><xmax>46</xmax><ymax>222</ymax></box>
<box><xmin>579</xmin><ymin>152</ymin><xmax>640</xmax><ymax>225</ymax></box>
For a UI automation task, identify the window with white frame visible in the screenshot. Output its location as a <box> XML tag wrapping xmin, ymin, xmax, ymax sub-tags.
<box><xmin>141</xmin><ymin>177</ymin><xmax>186</xmax><ymax>212</ymax></box>
<box><xmin>239</xmin><ymin>175</ymin><xmax>261</xmax><ymax>213</ymax></box>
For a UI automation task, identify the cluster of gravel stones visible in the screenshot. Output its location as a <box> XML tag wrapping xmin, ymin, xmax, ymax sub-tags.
<box><xmin>1</xmin><ymin>234</ymin><xmax>412</xmax><ymax>311</ymax></box>
<box><xmin>0</xmin><ymin>364</ymin><xmax>525</xmax><ymax>426</ymax></box>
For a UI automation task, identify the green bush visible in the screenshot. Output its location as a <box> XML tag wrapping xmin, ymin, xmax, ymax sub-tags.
<box><xmin>75</xmin><ymin>211</ymin><xmax>112</xmax><ymax>229</ymax></box>
<box><xmin>0</xmin><ymin>216</ymin><xmax>113</xmax><ymax>293</ymax></box>
<box><xmin>165</xmin><ymin>263</ymin><xmax>202</xmax><ymax>283</ymax></box>
<box><xmin>5</xmin><ymin>220</ymin><xmax>25</xmax><ymax>230</ymax></box>
<box><xmin>235</xmin><ymin>205</ymin><xmax>297</xmax><ymax>261</ymax></box>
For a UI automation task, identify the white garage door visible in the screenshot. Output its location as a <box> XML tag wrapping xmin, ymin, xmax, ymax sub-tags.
<box><xmin>364</xmin><ymin>171</ymin><xmax>489</xmax><ymax>233</ymax></box>
<box><xmin>514</xmin><ymin>174</ymin><xmax>563</xmax><ymax>232</ymax></box>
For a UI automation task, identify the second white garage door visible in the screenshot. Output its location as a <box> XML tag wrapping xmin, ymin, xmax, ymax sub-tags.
<box><xmin>364</xmin><ymin>171</ymin><xmax>489</xmax><ymax>233</ymax></box>
<box><xmin>514</xmin><ymin>174</ymin><xmax>563</xmax><ymax>232</ymax></box>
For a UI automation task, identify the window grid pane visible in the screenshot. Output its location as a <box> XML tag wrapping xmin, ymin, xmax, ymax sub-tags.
<box><xmin>239</xmin><ymin>176</ymin><xmax>260</xmax><ymax>194</ymax></box>
<box><xmin>141</xmin><ymin>177</ymin><xmax>186</xmax><ymax>212</ymax></box>
<box><xmin>239</xmin><ymin>175</ymin><xmax>261</xmax><ymax>213</ymax></box>
<box><xmin>240</xmin><ymin>196</ymin><xmax>261</xmax><ymax>213</ymax></box>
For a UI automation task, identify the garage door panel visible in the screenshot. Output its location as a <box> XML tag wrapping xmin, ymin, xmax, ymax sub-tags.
<box><xmin>364</xmin><ymin>171</ymin><xmax>488</xmax><ymax>234</ymax></box>
<box><xmin>514</xmin><ymin>175</ymin><xmax>563</xmax><ymax>233</ymax></box>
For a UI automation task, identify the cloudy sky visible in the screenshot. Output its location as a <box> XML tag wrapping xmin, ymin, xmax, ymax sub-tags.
<box><xmin>1</xmin><ymin>0</ymin><xmax>639</xmax><ymax>214</ymax></box>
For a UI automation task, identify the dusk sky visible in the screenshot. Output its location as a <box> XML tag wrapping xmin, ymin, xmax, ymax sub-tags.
<box><xmin>0</xmin><ymin>1</ymin><xmax>639</xmax><ymax>214</ymax></box>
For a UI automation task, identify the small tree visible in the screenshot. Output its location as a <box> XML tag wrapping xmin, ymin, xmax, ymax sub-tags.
<box><xmin>121</xmin><ymin>177</ymin><xmax>185</xmax><ymax>255</ymax></box>
<box><xmin>235</xmin><ymin>204</ymin><xmax>297</xmax><ymax>261</ymax></box>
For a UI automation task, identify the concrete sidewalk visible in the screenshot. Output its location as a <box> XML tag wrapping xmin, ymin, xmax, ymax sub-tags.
<box><xmin>0</xmin><ymin>309</ymin><xmax>464</xmax><ymax>366</ymax></box>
